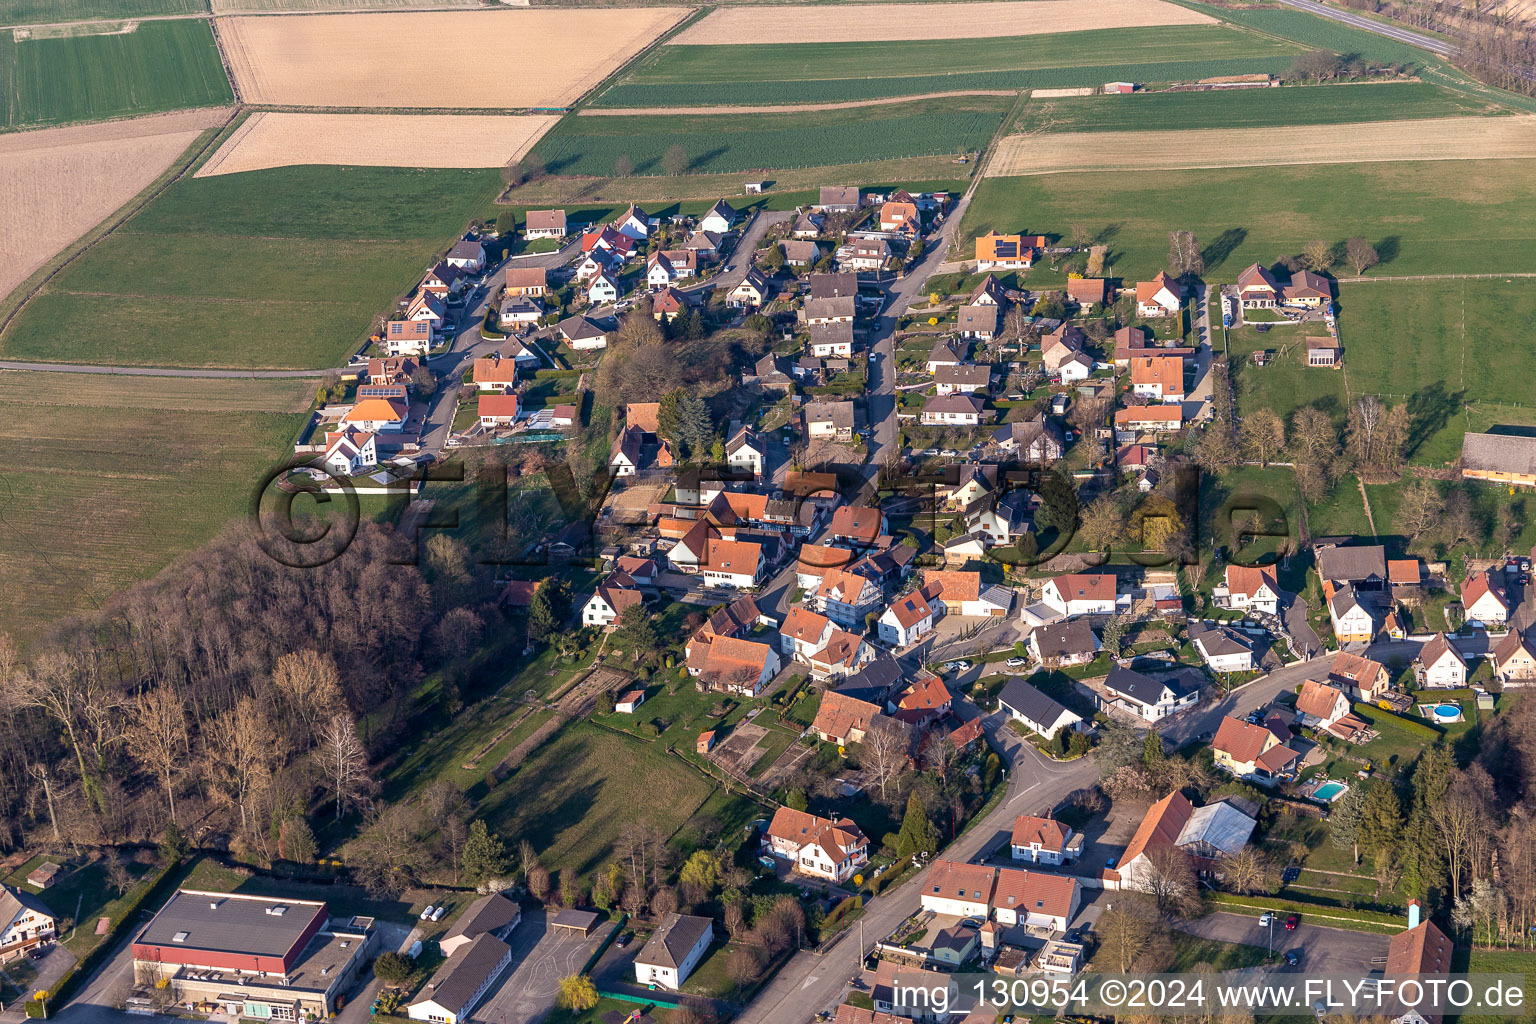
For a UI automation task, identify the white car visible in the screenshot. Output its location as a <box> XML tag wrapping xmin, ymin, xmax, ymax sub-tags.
<box><xmin>943</xmin><ymin>660</ymin><xmax>971</xmax><ymax>672</ymax></box>
<box><xmin>1005</xmin><ymin>657</ymin><xmax>1028</xmax><ymax>668</ymax></box>
<box><xmin>1259</xmin><ymin>912</ymin><xmax>1273</xmax><ymax>927</ymax></box>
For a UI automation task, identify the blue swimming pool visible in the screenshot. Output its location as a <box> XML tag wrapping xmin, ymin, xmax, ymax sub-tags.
<box><xmin>1433</xmin><ymin>703</ymin><xmax>1463</xmax><ymax>723</ymax></box>
<box><xmin>1314</xmin><ymin>782</ymin><xmax>1347</xmax><ymax>802</ymax></box>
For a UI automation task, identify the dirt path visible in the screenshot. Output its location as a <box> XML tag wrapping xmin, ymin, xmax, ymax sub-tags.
<box><xmin>579</xmin><ymin>90</ymin><xmax>1018</xmax><ymax>116</ymax></box>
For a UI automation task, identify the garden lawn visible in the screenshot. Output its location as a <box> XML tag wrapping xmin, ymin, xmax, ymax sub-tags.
<box><xmin>533</xmin><ymin>97</ymin><xmax>1012</xmax><ymax>177</ymax></box>
<box><xmin>1016</xmin><ymin>82</ymin><xmax>1498</xmax><ymax>134</ymax></box>
<box><xmin>477</xmin><ymin>721</ymin><xmax>716</xmax><ymax>880</ymax></box>
<box><xmin>2</xmin><ymin>854</ymin><xmax>156</xmax><ymax>958</ymax></box>
<box><xmin>0</xmin><ymin>18</ymin><xmax>231</xmax><ymax>130</ymax></box>
<box><xmin>1338</xmin><ymin>279</ymin><xmax>1536</xmax><ymax>464</ymax></box>
<box><xmin>1</xmin><ymin>164</ymin><xmax>502</xmax><ymax>369</ymax></box>
<box><xmin>0</xmin><ymin>371</ymin><xmax>309</xmax><ymax>639</ymax></box>
<box><xmin>596</xmin><ymin>25</ymin><xmax>1300</xmax><ymax>106</ymax></box>
<box><xmin>1228</xmin><ymin>326</ymin><xmax>1349</xmax><ymax>426</ymax></box>
<box><xmin>1168</xmin><ymin>932</ymin><xmax>1271</xmax><ymax>972</ymax></box>
<box><xmin>1307</xmin><ymin>476</ymin><xmax>1374</xmax><ymax>539</ymax></box>
<box><xmin>1200</xmin><ymin>465</ymin><xmax>1303</xmax><ymax>568</ymax></box>
<box><xmin>962</xmin><ymin>160</ymin><xmax>1536</xmax><ymax>283</ymax></box>
<box><xmin>1461</xmin><ymin>950</ymin><xmax>1536</xmax><ymax>1024</ymax></box>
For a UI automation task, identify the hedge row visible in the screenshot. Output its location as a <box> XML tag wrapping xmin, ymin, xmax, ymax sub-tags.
<box><xmin>1206</xmin><ymin>892</ymin><xmax>1403</xmax><ymax>933</ymax></box>
<box><xmin>533</xmin><ymin>369</ymin><xmax>582</xmax><ymax>380</ymax></box>
<box><xmin>1406</xmin><ymin>687</ymin><xmax>1477</xmax><ymax>701</ymax></box>
<box><xmin>1351</xmin><ymin>702</ymin><xmax>1441</xmax><ymax>740</ymax></box>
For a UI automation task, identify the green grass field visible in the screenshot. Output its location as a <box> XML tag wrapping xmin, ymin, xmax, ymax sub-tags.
<box><xmin>964</xmin><ymin>159</ymin><xmax>1536</xmax><ymax>283</ymax></box>
<box><xmin>477</xmin><ymin>721</ymin><xmax>717</xmax><ymax>880</ymax></box>
<box><xmin>0</xmin><ymin>18</ymin><xmax>230</xmax><ymax>130</ymax></box>
<box><xmin>535</xmin><ymin>97</ymin><xmax>1011</xmax><ymax>177</ymax></box>
<box><xmin>0</xmin><ymin>371</ymin><xmax>310</xmax><ymax>639</ymax></box>
<box><xmin>597</xmin><ymin>25</ymin><xmax>1301</xmax><ymax>106</ymax></box>
<box><xmin>1015</xmin><ymin>81</ymin><xmax>1500</xmax><ymax>133</ymax></box>
<box><xmin>0</xmin><ymin>0</ymin><xmax>206</xmax><ymax>22</ymax></box>
<box><xmin>2</xmin><ymin>853</ymin><xmax>158</xmax><ymax>958</ymax></box>
<box><xmin>1</xmin><ymin>164</ymin><xmax>500</xmax><ymax>369</ymax></box>
<box><xmin>1229</xmin><ymin>326</ymin><xmax>1349</xmax><ymax>426</ymax></box>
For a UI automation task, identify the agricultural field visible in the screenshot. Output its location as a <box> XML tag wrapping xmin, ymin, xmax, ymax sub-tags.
<box><xmin>597</xmin><ymin>25</ymin><xmax>1301</xmax><ymax>107</ymax></box>
<box><xmin>218</xmin><ymin>8</ymin><xmax>687</xmax><ymax>110</ymax></box>
<box><xmin>212</xmin><ymin>0</ymin><xmax>476</xmax><ymax>8</ymax></box>
<box><xmin>196</xmin><ymin>112</ymin><xmax>559</xmax><ymax>176</ymax></box>
<box><xmin>0</xmin><ymin>108</ymin><xmax>225</xmax><ymax>306</ymax></box>
<box><xmin>962</xmin><ymin>158</ymin><xmax>1536</xmax><ymax>282</ymax></box>
<box><xmin>0</xmin><ymin>0</ymin><xmax>205</xmax><ymax>24</ymax></box>
<box><xmin>1336</xmin><ymin>279</ymin><xmax>1536</xmax><ymax>463</ymax></box>
<box><xmin>985</xmin><ymin>115</ymin><xmax>1536</xmax><ymax>175</ymax></box>
<box><xmin>671</xmin><ymin>0</ymin><xmax>1214</xmax><ymax>44</ymax></box>
<box><xmin>0</xmin><ymin>371</ymin><xmax>311</xmax><ymax>638</ymax></box>
<box><xmin>532</xmin><ymin>96</ymin><xmax>1011</xmax><ymax>177</ymax></box>
<box><xmin>1</xmin><ymin>161</ymin><xmax>501</xmax><ymax>368</ymax></box>
<box><xmin>1015</xmin><ymin>82</ymin><xmax>1501</xmax><ymax>133</ymax></box>
<box><xmin>0</xmin><ymin>18</ymin><xmax>232</xmax><ymax>130</ymax></box>
<box><xmin>478</xmin><ymin>721</ymin><xmax>718</xmax><ymax>880</ymax></box>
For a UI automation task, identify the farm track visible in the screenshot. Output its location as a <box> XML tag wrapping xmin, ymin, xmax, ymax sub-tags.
<box><xmin>576</xmin><ymin>89</ymin><xmax>1018</xmax><ymax>115</ymax></box>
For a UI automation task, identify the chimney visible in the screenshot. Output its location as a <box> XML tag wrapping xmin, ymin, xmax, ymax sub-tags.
<box><xmin>1408</xmin><ymin>899</ymin><xmax>1421</xmax><ymax>929</ymax></box>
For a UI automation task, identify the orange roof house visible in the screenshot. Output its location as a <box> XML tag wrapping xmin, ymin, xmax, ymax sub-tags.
<box><xmin>1066</xmin><ymin>277</ymin><xmax>1110</xmax><ymax>307</ymax></box>
<box><xmin>1129</xmin><ymin>354</ymin><xmax>1186</xmax><ymax>399</ymax></box>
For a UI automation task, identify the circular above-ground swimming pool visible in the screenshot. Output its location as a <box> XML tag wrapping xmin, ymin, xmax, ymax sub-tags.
<box><xmin>1433</xmin><ymin>703</ymin><xmax>1464</xmax><ymax>723</ymax></box>
<box><xmin>1314</xmin><ymin>781</ymin><xmax>1347</xmax><ymax>801</ymax></box>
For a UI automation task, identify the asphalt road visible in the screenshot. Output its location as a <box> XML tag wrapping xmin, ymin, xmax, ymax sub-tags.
<box><xmin>1275</xmin><ymin>0</ymin><xmax>1456</xmax><ymax>56</ymax></box>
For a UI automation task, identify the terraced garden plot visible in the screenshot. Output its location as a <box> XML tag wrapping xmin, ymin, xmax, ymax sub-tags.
<box><xmin>1</xmin><ymin>163</ymin><xmax>501</xmax><ymax>368</ymax></box>
<box><xmin>0</xmin><ymin>371</ymin><xmax>309</xmax><ymax>639</ymax></box>
<box><xmin>0</xmin><ymin>18</ymin><xmax>232</xmax><ymax>129</ymax></box>
<box><xmin>962</xmin><ymin>158</ymin><xmax>1536</xmax><ymax>283</ymax></box>
<box><xmin>597</xmin><ymin>25</ymin><xmax>1301</xmax><ymax>107</ymax></box>
<box><xmin>533</xmin><ymin>96</ymin><xmax>1011</xmax><ymax>177</ymax></box>
<box><xmin>1015</xmin><ymin>81</ymin><xmax>1500</xmax><ymax>133</ymax></box>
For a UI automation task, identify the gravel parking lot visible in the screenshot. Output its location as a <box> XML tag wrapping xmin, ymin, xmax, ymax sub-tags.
<box><xmin>471</xmin><ymin>911</ymin><xmax>613</xmax><ymax>1024</ymax></box>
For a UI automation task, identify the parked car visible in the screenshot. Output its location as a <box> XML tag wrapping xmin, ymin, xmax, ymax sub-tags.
<box><xmin>1285</xmin><ymin>914</ymin><xmax>1300</xmax><ymax>931</ymax></box>
<box><xmin>1259</xmin><ymin>912</ymin><xmax>1273</xmax><ymax>926</ymax></box>
<box><xmin>616</xmin><ymin>932</ymin><xmax>633</xmax><ymax>948</ymax></box>
<box><xmin>1285</xmin><ymin>951</ymin><xmax>1300</xmax><ymax>967</ymax></box>
<box><xmin>943</xmin><ymin>660</ymin><xmax>971</xmax><ymax>671</ymax></box>
<box><xmin>1006</xmin><ymin>657</ymin><xmax>1028</xmax><ymax>668</ymax></box>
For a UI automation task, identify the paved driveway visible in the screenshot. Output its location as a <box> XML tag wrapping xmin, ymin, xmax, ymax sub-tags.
<box><xmin>471</xmin><ymin>911</ymin><xmax>613</xmax><ymax>1024</ymax></box>
<box><xmin>1176</xmin><ymin>911</ymin><xmax>1389</xmax><ymax>973</ymax></box>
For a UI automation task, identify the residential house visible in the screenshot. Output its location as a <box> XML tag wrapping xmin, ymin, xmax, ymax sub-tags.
<box><xmin>1383</xmin><ymin>903</ymin><xmax>1452</xmax><ymax>1024</ymax></box>
<box><xmin>1417</xmin><ymin>633</ymin><xmax>1467</xmax><ymax>688</ymax></box>
<box><xmin>808</xmin><ymin>321</ymin><xmax>855</xmax><ymax>358</ymax></box>
<box><xmin>1115</xmin><ymin>791</ymin><xmax>1257</xmax><ymax>891</ymax></box>
<box><xmin>726</xmin><ymin>427</ymin><xmax>766</xmax><ymax>479</ymax></box>
<box><xmin>920</xmin><ymin>394</ymin><xmax>985</xmax><ymax>426</ymax></box>
<box><xmin>1114</xmin><ymin>325</ymin><xmax>1161</xmax><ymax>365</ymax></box>
<box><xmin>880</xmin><ymin>200</ymin><xmax>920</xmax><ymax>234</ymax></box>
<box><xmin>633</xmin><ymin>914</ymin><xmax>712</xmax><ymax>991</ymax></box>
<box><xmin>699</xmin><ymin>200</ymin><xmax>735</xmax><ymax>234</ymax></box>
<box><xmin>1462</xmin><ymin>432</ymin><xmax>1536</xmax><ymax>488</ymax></box>
<box><xmin>1307</xmin><ymin>339</ymin><xmax>1341</xmax><ymax>367</ymax></box>
<box><xmin>1294</xmin><ymin>679</ymin><xmax>1368</xmax><ymax>739</ymax></box>
<box><xmin>615</xmin><ymin>556</ymin><xmax>658</xmax><ymax>585</ymax></box>
<box><xmin>406</xmin><ymin>290</ymin><xmax>446</xmax><ymax>329</ymax></box>
<box><xmin>582</xmin><ymin>226</ymin><xmax>635</xmax><ymax>261</ymax></box>
<box><xmin>1041</xmin><ymin>573</ymin><xmax>1118</xmax><ymax>618</ymax></box>
<box><xmin>816</xmin><ymin>569</ymin><xmax>883</xmax><ymax>629</ymax></box>
<box><xmin>878</xmin><ymin>586</ymin><xmax>939</xmax><ymax>647</ymax></box>
<box><xmin>700</xmin><ymin>539</ymin><xmax>764</xmax><ymax>589</ymax></box>
<box><xmin>817</xmin><ymin>186</ymin><xmax>862</xmax><ymax>213</ymax></box>
<box><xmin>892</xmin><ymin>672</ymin><xmax>951</xmax><ymax>729</ymax></box>
<box><xmin>1215</xmin><ymin>565</ymin><xmax>1281</xmax><ymax>616</ymax></box>
<box><xmin>1114</xmin><ymin>405</ymin><xmax>1184</xmax><ymax>433</ymax></box>
<box><xmin>384</xmin><ymin>318</ymin><xmax>433</xmax><ymax>356</ymax></box>
<box><xmin>1237</xmin><ymin>263</ymin><xmax>1281</xmax><ymax>308</ymax></box>
<box><xmin>615</xmin><ymin>689</ymin><xmax>647</xmax><ymax>714</ymax></box>
<box><xmin>810</xmin><ymin>629</ymin><xmax>876</xmax><ymax>681</ymax></box>
<box><xmin>1190</xmin><ymin>622</ymin><xmax>1257</xmax><ymax>673</ymax></box>
<box><xmin>730</xmin><ymin>267</ymin><xmax>771</xmax><ymax>308</ymax></box>
<box><xmin>609</xmin><ymin>427</ymin><xmax>643</xmax><ymax>477</ymax></box>
<box><xmin>1101</xmin><ymin>666</ymin><xmax>1201</xmax><ymax>721</ymax></box>
<box><xmin>967</xmin><ymin>491</ymin><xmax>1032</xmax><ymax>546</ymax></box>
<box><xmin>969</xmin><ymin>275</ymin><xmax>1007</xmax><ymax>307</ymax></box>
<box><xmin>762</xmin><ymin>807</ymin><xmax>870</xmax><ymax>883</ymax></box>
<box><xmin>835</xmin><ymin>654</ymin><xmax>904</xmax><ymax>707</ymax></box>
<box><xmin>926</xmin><ymin>338</ymin><xmax>964</xmax><ymax>375</ymax></box>
<box><xmin>1329</xmin><ymin>652</ymin><xmax>1391</xmax><ymax>701</ymax></box>
<box><xmin>582</xmin><ymin>579</ymin><xmax>643</xmax><ymax>628</ymax></box>
<box><xmin>1327</xmin><ymin>584</ymin><xmax>1376</xmax><ymax>645</ymax></box>
<box><xmin>613</xmin><ymin>204</ymin><xmax>651</xmax><ymax>240</ymax></box>
<box><xmin>420</xmin><ymin>263</ymin><xmax>462</xmax><ymax>299</ymax></box>
<box><xmin>1494</xmin><ymin>629</ymin><xmax>1536</xmax><ymax>684</ymax></box>
<box><xmin>1065</xmin><ymin>277</ymin><xmax>1110</xmax><ymax>309</ymax></box>
<box><xmin>829</xmin><ymin>505</ymin><xmax>886</xmax><ymax>546</ymax></box>
<box><xmin>780</xmin><ymin>606</ymin><xmax>835</xmax><ymax>662</ymax></box>
<box><xmin>805</xmin><ymin>400</ymin><xmax>856</xmax><ymax>441</ymax></box>
<box><xmin>844</xmin><ymin>238</ymin><xmax>889</xmax><ymax>272</ymax></box>
<box><xmin>955</xmin><ymin>304</ymin><xmax>998</xmax><ymax>341</ymax></box>
<box><xmin>924</xmin><ymin>569</ymin><xmax>1012</xmax><ymax>618</ymax></box>
<box><xmin>782</xmin><ymin>239</ymin><xmax>820</xmax><ymax>267</ymax></box>
<box><xmin>975</xmin><ymin>232</ymin><xmax>1044</xmax><ymax>271</ymax></box>
<box><xmin>928</xmin><ymin>927</ymin><xmax>979</xmax><ymax>968</ymax></box>
<box><xmin>503</xmin><ymin>267</ymin><xmax>547</xmax><ymax>297</ymax></box>
<box><xmin>1010</xmin><ymin>816</ymin><xmax>1080</xmax><ymax>866</ymax></box>
<box><xmin>805</xmin><ymin>295</ymin><xmax>856</xmax><ymax>325</ymax></box>
<box><xmin>934</xmin><ymin>363</ymin><xmax>991</xmax><ymax>396</ymax></box>
<box><xmin>652</xmin><ymin>286</ymin><xmax>688</xmax><ymax>322</ymax></box>
<box><xmin>683</xmin><ymin>230</ymin><xmax>723</xmax><ymax>258</ymax></box>
<box><xmin>752</xmin><ymin>352</ymin><xmax>794</xmax><ymax>392</ymax></box>
<box><xmin>321</xmin><ymin>430</ymin><xmax>377</xmax><ymax>477</ymax></box>
<box><xmin>791</xmin><ymin>211</ymin><xmax>824</xmax><ymax>239</ymax></box>
<box><xmin>1129</xmin><ymin>354</ymin><xmax>1186</xmax><ymax>402</ymax></box>
<box><xmin>587</xmin><ymin>270</ymin><xmax>620</xmax><ymax>304</ymax></box>
<box><xmin>997</xmin><ymin>677</ymin><xmax>1082</xmax><ymax>740</ymax></box>
<box><xmin>1135</xmin><ymin>271</ymin><xmax>1181</xmax><ymax>318</ymax></box>
<box><xmin>811</xmin><ymin>690</ymin><xmax>882</xmax><ymax>745</ymax></box>
<box><xmin>408</xmin><ymin>933</ymin><xmax>514</xmax><ymax>1024</ymax></box>
<box><xmin>646</xmin><ymin>249</ymin><xmax>696</xmax><ymax>288</ymax></box>
<box><xmin>1462</xmin><ymin>569</ymin><xmax>1508</xmax><ymax>626</ymax></box>
<box><xmin>1285</xmin><ymin>269</ymin><xmax>1333</xmax><ymax>307</ymax></box>
<box><xmin>809</xmin><ymin>272</ymin><xmax>859</xmax><ymax>299</ymax></box>
<box><xmin>941</xmin><ymin>531</ymin><xmax>989</xmax><ymax>566</ymax></box>
<box><xmin>366</xmin><ymin>355</ymin><xmax>417</xmax><ymax>386</ymax></box>
<box><xmin>445</xmin><ymin>239</ymin><xmax>486</xmax><ymax>273</ymax></box>
<box><xmin>559</xmin><ymin>314</ymin><xmax>609</xmax><ymax>351</ymax></box>
<box><xmin>523</xmin><ymin>209</ymin><xmax>567</xmax><ymax>239</ymax></box>
<box><xmin>343</xmin><ymin>397</ymin><xmax>408</xmax><ymax>433</ymax></box>
<box><xmin>0</xmin><ymin>886</ymin><xmax>56</xmax><ymax>962</ymax></box>
<box><xmin>920</xmin><ymin>861</ymin><xmax>996</xmax><ymax>918</ymax></box>
<box><xmin>993</xmin><ymin>415</ymin><xmax>1065</xmax><ymax>461</ymax></box>
<box><xmin>686</xmin><ymin>634</ymin><xmax>780</xmax><ymax>696</ymax></box>
<box><xmin>991</xmin><ymin>868</ymin><xmax>1081</xmax><ymax>931</ymax></box>
<box><xmin>476</xmin><ymin>394</ymin><xmax>520</xmax><ymax>429</ymax></box>
<box><xmin>1029</xmin><ymin>618</ymin><xmax>1099</xmax><ymax>668</ymax></box>
<box><xmin>498</xmin><ymin>295</ymin><xmax>542</xmax><ymax>327</ymax></box>
<box><xmin>438</xmin><ymin>892</ymin><xmax>521</xmax><ymax>957</ymax></box>
<box><xmin>1212</xmin><ymin>716</ymin><xmax>1300</xmax><ymax>782</ymax></box>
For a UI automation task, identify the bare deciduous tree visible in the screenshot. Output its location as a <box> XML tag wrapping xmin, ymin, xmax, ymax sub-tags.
<box><xmin>317</xmin><ymin>713</ymin><xmax>369</xmax><ymax>821</ymax></box>
<box><xmin>125</xmin><ymin>685</ymin><xmax>188</xmax><ymax>823</ymax></box>
<box><xmin>272</xmin><ymin>650</ymin><xmax>345</xmax><ymax>743</ymax></box>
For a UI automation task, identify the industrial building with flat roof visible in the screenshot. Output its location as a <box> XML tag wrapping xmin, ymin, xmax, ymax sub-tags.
<box><xmin>130</xmin><ymin>890</ymin><xmax>376</xmax><ymax>1020</ymax></box>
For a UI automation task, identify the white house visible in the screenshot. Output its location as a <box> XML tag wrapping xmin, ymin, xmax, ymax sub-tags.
<box><xmin>780</xmin><ymin>606</ymin><xmax>835</xmax><ymax>662</ymax></box>
<box><xmin>997</xmin><ymin>676</ymin><xmax>1082</xmax><ymax>740</ymax></box>
<box><xmin>0</xmin><ymin>886</ymin><xmax>56</xmax><ymax>961</ymax></box>
<box><xmin>647</xmin><ymin>252</ymin><xmax>679</xmax><ymax>289</ymax></box>
<box><xmin>582</xmin><ymin>582</ymin><xmax>643</xmax><ymax>629</ymax></box>
<box><xmin>588</xmin><ymin>271</ymin><xmax>620</xmax><ymax>304</ymax></box>
<box><xmin>343</xmin><ymin>398</ymin><xmax>409</xmax><ymax>433</ymax></box>
<box><xmin>1101</xmin><ymin>666</ymin><xmax>1201</xmax><ymax>721</ymax></box>
<box><xmin>700</xmin><ymin>539</ymin><xmax>764</xmax><ymax>590</ymax></box>
<box><xmin>920</xmin><ymin>394</ymin><xmax>985</xmax><ymax>426</ymax></box>
<box><xmin>877</xmin><ymin>586</ymin><xmax>939</xmax><ymax>648</ymax></box>
<box><xmin>920</xmin><ymin>861</ymin><xmax>995</xmax><ymax>918</ymax></box>
<box><xmin>1216</xmin><ymin>565</ymin><xmax>1281</xmax><ymax>616</ymax></box>
<box><xmin>1135</xmin><ymin>271</ymin><xmax>1181</xmax><ymax>318</ymax></box>
<box><xmin>762</xmin><ymin>807</ymin><xmax>869</xmax><ymax>883</ymax></box>
<box><xmin>444</xmin><ymin>239</ymin><xmax>486</xmax><ymax>273</ymax></box>
<box><xmin>1417</xmin><ymin>633</ymin><xmax>1467</xmax><ymax>688</ymax></box>
<box><xmin>615</xmin><ymin>689</ymin><xmax>647</xmax><ymax>714</ymax></box>
<box><xmin>726</xmin><ymin>428</ymin><xmax>767</xmax><ymax>479</ymax></box>
<box><xmin>613</xmin><ymin>204</ymin><xmax>651</xmax><ymax>240</ymax></box>
<box><xmin>1462</xmin><ymin>571</ymin><xmax>1508</xmax><ymax>627</ymax></box>
<box><xmin>633</xmin><ymin>914</ymin><xmax>713</xmax><ymax>991</ymax></box>
<box><xmin>1190</xmin><ymin>623</ymin><xmax>1257</xmax><ymax>674</ymax></box>
<box><xmin>321</xmin><ymin>430</ymin><xmax>377</xmax><ymax>477</ymax></box>
<box><xmin>1040</xmin><ymin>573</ymin><xmax>1119</xmax><ymax>618</ymax></box>
<box><xmin>1010</xmin><ymin>816</ymin><xmax>1078</xmax><ymax>866</ymax></box>
<box><xmin>407</xmin><ymin>933</ymin><xmax>514</xmax><ymax>1024</ymax></box>
<box><xmin>559</xmin><ymin>315</ymin><xmax>609</xmax><ymax>351</ymax></box>
<box><xmin>816</xmin><ymin>570</ymin><xmax>883</xmax><ymax>629</ymax></box>
<box><xmin>523</xmin><ymin>210</ymin><xmax>567</xmax><ymax>240</ymax></box>
<box><xmin>991</xmin><ymin>867</ymin><xmax>1080</xmax><ymax>931</ymax></box>
<box><xmin>1295</xmin><ymin>678</ymin><xmax>1356</xmax><ymax>735</ymax></box>
<box><xmin>383</xmin><ymin>319</ymin><xmax>433</xmax><ymax>356</ymax></box>
<box><xmin>699</xmin><ymin>200</ymin><xmax>735</xmax><ymax>234</ymax></box>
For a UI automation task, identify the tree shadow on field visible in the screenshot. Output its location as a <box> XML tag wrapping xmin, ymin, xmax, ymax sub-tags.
<box><xmin>1375</xmin><ymin>235</ymin><xmax>1402</xmax><ymax>266</ymax></box>
<box><xmin>1201</xmin><ymin>228</ymin><xmax>1247</xmax><ymax>272</ymax></box>
<box><xmin>1405</xmin><ymin>381</ymin><xmax>1466</xmax><ymax>458</ymax></box>
<box><xmin>1094</xmin><ymin>223</ymin><xmax>1122</xmax><ymax>244</ymax></box>
<box><xmin>689</xmin><ymin>146</ymin><xmax>728</xmax><ymax>173</ymax></box>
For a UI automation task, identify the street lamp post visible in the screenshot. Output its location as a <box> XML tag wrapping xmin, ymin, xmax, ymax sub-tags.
<box><xmin>1267</xmin><ymin>916</ymin><xmax>1274</xmax><ymax>957</ymax></box>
